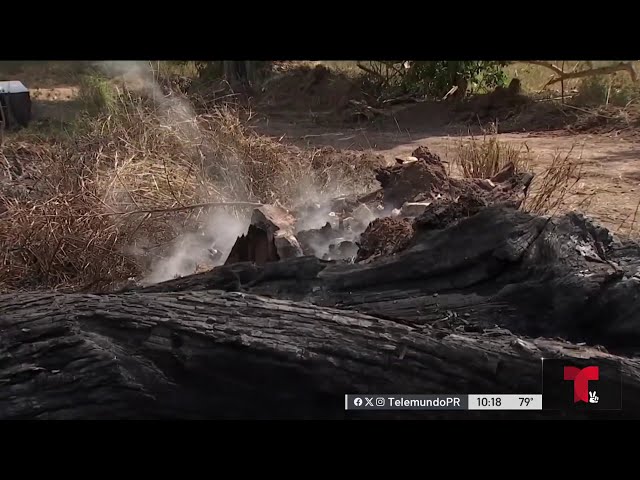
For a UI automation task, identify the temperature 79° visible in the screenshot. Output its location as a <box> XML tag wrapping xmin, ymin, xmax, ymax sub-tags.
<box><xmin>520</xmin><ymin>397</ymin><xmax>534</xmax><ymax>407</ymax></box>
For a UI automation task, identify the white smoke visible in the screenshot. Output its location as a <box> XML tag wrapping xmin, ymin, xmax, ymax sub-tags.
<box><xmin>93</xmin><ymin>61</ymin><xmax>251</xmax><ymax>285</ymax></box>
<box><xmin>95</xmin><ymin>61</ymin><xmax>383</xmax><ymax>283</ymax></box>
<box><xmin>141</xmin><ymin>209</ymin><xmax>249</xmax><ymax>285</ymax></box>
<box><xmin>97</xmin><ymin>61</ymin><xmax>201</xmax><ymax>145</ymax></box>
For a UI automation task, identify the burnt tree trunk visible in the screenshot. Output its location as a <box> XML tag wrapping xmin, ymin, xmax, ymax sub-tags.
<box><xmin>142</xmin><ymin>206</ymin><xmax>640</xmax><ymax>352</ymax></box>
<box><xmin>222</xmin><ymin>61</ymin><xmax>269</xmax><ymax>90</ymax></box>
<box><xmin>2</xmin><ymin>205</ymin><xmax>640</xmax><ymax>419</ymax></box>
<box><xmin>2</xmin><ymin>289</ymin><xmax>640</xmax><ymax>420</ymax></box>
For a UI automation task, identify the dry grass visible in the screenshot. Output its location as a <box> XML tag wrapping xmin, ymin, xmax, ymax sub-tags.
<box><xmin>451</xmin><ymin>133</ymin><xmax>583</xmax><ymax>217</ymax></box>
<box><xmin>0</xmin><ymin>83</ymin><xmax>383</xmax><ymax>292</ymax></box>
<box><xmin>521</xmin><ymin>147</ymin><xmax>583</xmax><ymax>216</ymax></box>
<box><xmin>453</xmin><ymin>131</ymin><xmax>533</xmax><ymax>179</ymax></box>
<box><xmin>505</xmin><ymin>61</ymin><xmax>640</xmax><ymax>94</ymax></box>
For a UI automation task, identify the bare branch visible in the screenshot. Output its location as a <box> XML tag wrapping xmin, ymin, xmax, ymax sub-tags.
<box><xmin>525</xmin><ymin>60</ymin><xmax>565</xmax><ymax>76</ymax></box>
<box><xmin>31</xmin><ymin>201</ymin><xmax>265</xmax><ymax>219</ymax></box>
<box><xmin>545</xmin><ymin>62</ymin><xmax>638</xmax><ymax>86</ymax></box>
<box><xmin>356</xmin><ymin>62</ymin><xmax>385</xmax><ymax>81</ymax></box>
<box><xmin>523</xmin><ymin>61</ymin><xmax>638</xmax><ymax>88</ymax></box>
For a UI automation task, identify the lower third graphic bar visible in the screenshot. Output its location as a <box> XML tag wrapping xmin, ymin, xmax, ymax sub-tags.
<box><xmin>467</xmin><ymin>394</ymin><xmax>542</xmax><ymax>410</ymax></box>
<box><xmin>345</xmin><ymin>394</ymin><xmax>543</xmax><ymax>410</ymax></box>
<box><xmin>345</xmin><ymin>394</ymin><xmax>467</xmax><ymax>410</ymax></box>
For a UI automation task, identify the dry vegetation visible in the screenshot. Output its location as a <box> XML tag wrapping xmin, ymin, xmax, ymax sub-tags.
<box><xmin>452</xmin><ymin>132</ymin><xmax>583</xmax><ymax>217</ymax></box>
<box><xmin>521</xmin><ymin>147</ymin><xmax>583</xmax><ymax>216</ymax></box>
<box><xmin>505</xmin><ymin>61</ymin><xmax>640</xmax><ymax>102</ymax></box>
<box><xmin>0</xmin><ymin>77</ymin><xmax>383</xmax><ymax>292</ymax></box>
<box><xmin>1</xmin><ymin>60</ymin><xmax>634</xmax><ymax>293</ymax></box>
<box><xmin>453</xmin><ymin>129</ymin><xmax>532</xmax><ymax>179</ymax></box>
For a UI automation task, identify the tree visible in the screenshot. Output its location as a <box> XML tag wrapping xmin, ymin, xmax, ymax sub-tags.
<box><xmin>195</xmin><ymin>61</ymin><xmax>270</xmax><ymax>89</ymax></box>
<box><xmin>405</xmin><ymin>61</ymin><xmax>509</xmax><ymax>97</ymax></box>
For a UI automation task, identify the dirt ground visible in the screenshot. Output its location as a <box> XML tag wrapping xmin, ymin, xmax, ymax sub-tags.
<box><xmin>249</xmin><ymin>111</ymin><xmax>640</xmax><ymax>237</ymax></box>
<box><xmin>13</xmin><ymin>73</ymin><xmax>640</xmax><ymax>239</ymax></box>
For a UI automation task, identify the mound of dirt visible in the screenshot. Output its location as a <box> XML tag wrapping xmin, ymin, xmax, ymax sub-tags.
<box><xmin>452</xmin><ymin>87</ymin><xmax>532</xmax><ymax>120</ymax></box>
<box><xmin>311</xmin><ymin>146</ymin><xmax>387</xmax><ymax>193</ymax></box>
<box><xmin>356</xmin><ymin>217</ymin><xmax>414</xmax><ymax>262</ymax></box>
<box><xmin>455</xmin><ymin>94</ymin><xmax>640</xmax><ymax>138</ymax></box>
<box><xmin>374</xmin><ymin>147</ymin><xmax>449</xmax><ymax>208</ymax></box>
<box><xmin>386</xmin><ymin>90</ymin><xmax>580</xmax><ymax>135</ymax></box>
<box><xmin>374</xmin><ymin>146</ymin><xmax>533</xmax><ymax>211</ymax></box>
<box><xmin>494</xmin><ymin>101</ymin><xmax>579</xmax><ymax>133</ymax></box>
<box><xmin>258</xmin><ymin>65</ymin><xmax>364</xmax><ymax>114</ymax></box>
<box><xmin>387</xmin><ymin>85</ymin><xmax>534</xmax><ymax>132</ymax></box>
<box><xmin>566</xmin><ymin>105</ymin><xmax>640</xmax><ymax>138</ymax></box>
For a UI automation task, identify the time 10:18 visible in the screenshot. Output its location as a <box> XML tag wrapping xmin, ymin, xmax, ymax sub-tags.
<box><xmin>477</xmin><ymin>397</ymin><xmax>502</xmax><ymax>407</ymax></box>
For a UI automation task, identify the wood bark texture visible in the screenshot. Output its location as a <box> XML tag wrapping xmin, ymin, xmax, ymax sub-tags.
<box><xmin>2</xmin><ymin>205</ymin><xmax>640</xmax><ymax>419</ymax></box>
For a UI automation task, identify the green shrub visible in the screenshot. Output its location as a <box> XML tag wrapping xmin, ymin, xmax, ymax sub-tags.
<box><xmin>405</xmin><ymin>61</ymin><xmax>509</xmax><ymax>97</ymax></box>
<box><xmin>357</xmin><ymin>61</ymin><xmax>510</xmax><ymax>99</ymax></box>
<box><xmin>77</xmin><ymin>73</ymin><xmax>119</xmax><ymax>115</ymax></box>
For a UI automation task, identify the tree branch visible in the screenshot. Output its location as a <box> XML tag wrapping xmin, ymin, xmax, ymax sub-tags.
<box><xmin>545</xmin><ymin>62</ymin><xmax>638</xmax><ymax>86</ymax></box>
<box><xmin>521</xmin><ymin>61</ymin><xmax>638</xmax><ymax>88</ymax></box>
<box><xmin>525</xmin><ymin>60</ymin><xmax>565</xmax><ymax>76</ymax></box>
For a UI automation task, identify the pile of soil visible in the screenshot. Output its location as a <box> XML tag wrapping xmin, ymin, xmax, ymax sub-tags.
<box><xmin>311</xmin><ymin>146</ymin><xmax>386</xmax><ymax>193</ymax></box>
<box><xmin>258</xmin><ymin>65</ymin><xmax>365</xmax><ymax>113</ymax></box>
<box><xmin>375</xmin><ymin>146</ymin><xmax>532</xmax><ymax>211</ymax></box>
<box><xmin>356</xmin><ymin>217</ymin><xmax>414</xmax><ymax>262</ymax></box>
<box><xmin>374</xmin><ymin>147</ymin><xmax>449</xmax><ymax>208</ymax></box>
<box><xmin>567</xmin><ymin>105</ymin><xmax>640</xmax><ymax>138</ymax></box>
<box><xmin>385</xmin><ymin>86</ymin><xmax>534</xmax><ymax>133</ymax></box>
<box><xmin>383</xmin><ymin>90</ymin><xmax>634</xmax><ymax>137</ymax></box>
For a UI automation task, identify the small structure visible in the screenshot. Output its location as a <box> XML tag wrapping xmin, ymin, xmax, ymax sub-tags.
<box><xmin>0</xmin><ymin>81</ymin><xmax>32</xmax><ymax>129</ymax></box>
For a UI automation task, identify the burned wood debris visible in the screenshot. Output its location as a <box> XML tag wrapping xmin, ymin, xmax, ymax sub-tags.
<box><xmin>4</xmin><ymin>144</ymin><xmax>640</xmax><ymax>419</ymax></box>
<box><xmin>223</xmin><ymin>146</ymin><xmax>535</xmax><ymax>267</ymax></box>
<box><xmin>224</xmin><ymin>204</ymin><xmax>302</xmax><ymax>265</ymax></box>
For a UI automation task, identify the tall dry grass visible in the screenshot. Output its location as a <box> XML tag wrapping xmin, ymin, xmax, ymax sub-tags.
<box><xmin>453</xmin><ymin>131</ymin><xmax>532</xmax><ymax>179</ymax></box>
<box><xmin>452</xmin><ymin>133</ymin><xmax>583</xmax><ymax>217</ymax></box>
<box><xmin>0</xmin><ymin>82</ymin><xmax>383</xmax><ymax>292</ymax></box>
<box><xmin>521</xmin><ymin>147</ymin><xmax>583</xmax><ymax>216</ymax></box>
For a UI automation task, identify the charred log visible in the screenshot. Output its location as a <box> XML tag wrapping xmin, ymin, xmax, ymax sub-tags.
<box><xmin>2</xmin><ymin>289</ymin><xmax>640</xmax><ymax>419</ymax></box>
<box><xmin>140</xmin><ymin>205</ymin><xmax>640</xmax><ymax>351</ymax></box>
<box><xmin>4</xmin><ymin>143</ymin><xmax>640</xmax><ymax>419</ymax></box>
<box><xmin>225</xmin><ymin>205</ymin><xmax>302</xmax><ymax>265</ymax></box>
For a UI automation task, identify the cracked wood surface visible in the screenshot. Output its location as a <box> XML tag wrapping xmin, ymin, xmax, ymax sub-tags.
<box><xmin>2</xmin><ymin>205</ymin><xmax>640</xmax><ymax>419</ymax></box>
<box><xmin>2</xmin><ymin>289</ymin><xmax>640</xmax><ymax>419</ymax></box>
<box><xmin>139</xmin><ymin>206</ymin><xmax>640</xmax><ymax>350</ymax></box>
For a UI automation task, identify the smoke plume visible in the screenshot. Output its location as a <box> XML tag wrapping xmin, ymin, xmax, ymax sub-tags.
<box><xmin>141</xmin><ymin>209</ymin><xmax>249</xmax><ymax>286</ymax></box>
<box><xmin>97</xmin><ymin>61</ymin><xmax>201</xmax><ymax>144</ymax></box>
<box><xmin>94</xmin><ymin>61</ymin><xmax>252</xmax><ymax>285</ymax></box>
<box><xmin>96</xmin><ymin>62</ymin><xmax>381</xmax><ymax>284</ymax></box>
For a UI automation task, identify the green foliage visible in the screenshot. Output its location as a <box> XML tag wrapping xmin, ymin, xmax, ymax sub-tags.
<box><xmin>77</xmin><ymin>73</ymin><xmax>119</xmax><ymax>115</ymax></box>
<box><xmin>404</xmin><ymin>61</ymin><xmax>509</xmax><ymax>97</ymax></box>
<box><xmin>356</xmin><ymin>61</ymin><xmax>510</xmax><ymax>99</ymax></box>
